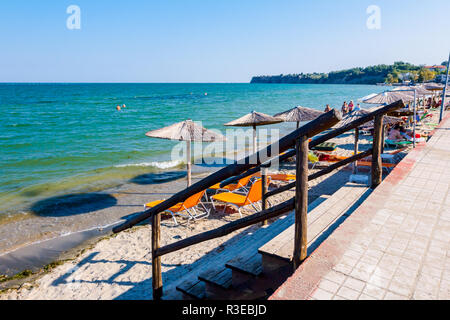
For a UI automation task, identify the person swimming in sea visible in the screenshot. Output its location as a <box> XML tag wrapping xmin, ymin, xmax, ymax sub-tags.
<box><xmin>122</xmin><ymin>104</ymin><xmax>126</xmax><ymax>108</ymax></box>
<box><xmin>116</xmin><ymin>105</ymin><xmax>121</xmax><ymax>111</ymax></box>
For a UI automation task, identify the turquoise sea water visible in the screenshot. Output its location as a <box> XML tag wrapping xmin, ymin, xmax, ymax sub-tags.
<box><xmin>0</xmin><ymin>83</ymin><xmax>385</xmax><ymax>218</ymax></box>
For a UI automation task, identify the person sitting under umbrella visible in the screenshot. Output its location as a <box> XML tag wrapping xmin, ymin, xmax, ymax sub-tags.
<box><xmin>388</xmin><ymin>125</ymin><xmax>403</xmax><ymax>141</ymax></box>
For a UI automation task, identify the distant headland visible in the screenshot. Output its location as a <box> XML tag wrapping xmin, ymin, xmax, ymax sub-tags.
<box><xmin>250</xmin><ymin>61</ymin><xmax>448</xmax><ymax>85</ymax></box>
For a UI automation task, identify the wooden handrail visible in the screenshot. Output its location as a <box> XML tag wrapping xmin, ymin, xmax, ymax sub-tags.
<box><xmin>113</xmin><ymin>109</ymin><xmax>341</xmax><ymax>233</ymax></box>
<box><xmin>220</xmin><ymin>100</ymin><xmax>404</xmax><ymax>188</ymax></box>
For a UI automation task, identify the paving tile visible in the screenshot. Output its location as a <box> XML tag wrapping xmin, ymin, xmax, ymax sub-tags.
<box><xmin>336</xmin><ymin>286</ymin><xmax>360</xmax><ymax>300</ymax></box>
<box><xmin>388</xmin><ymin>280</ymin><xmax>413</xmax><ymax>297</ymax></box>
<box><xmin>322</xmin><ymin>270</ymin><xmax>347</xmax><ymax>285</ymax></box>
<box><xmin>363</xmin><ymin>284</ymin><xmax>386</xmax><ymax>299</ymax></box>
<box><xmin>384</xmin><ymin>292</ymin><xmax>407</xmax><ymax>300</ymax></box>
<box><xmin>343</xmin><ymin>277</ymin><xmax>366</xmax><ymax>292</ymax></box>
<box><xmin>359</xmin><ymin>294</ymin><xmax>376</xmax><ymax>300</ymax></box>
<box><xmin>311</xmin><ymin>288</ymin><xmax>334</xmax><ymax>300</ymax></box>
<box><xmin>317</xmin><ymin>279</ymin><xmax>340</xmax><ymax>294</ymax></box>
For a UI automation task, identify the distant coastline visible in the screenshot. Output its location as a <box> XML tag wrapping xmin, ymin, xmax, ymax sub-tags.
<box><xmin>251</xmin><ymin>61</ymin><xmax>447</xmax><ymax>85</ymax></box>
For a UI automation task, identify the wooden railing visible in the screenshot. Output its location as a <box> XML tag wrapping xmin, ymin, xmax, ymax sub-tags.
<box><xmin>112</xmin><ymin>100</ymin><xmax>404</xmax><ymax>300</ymax></box>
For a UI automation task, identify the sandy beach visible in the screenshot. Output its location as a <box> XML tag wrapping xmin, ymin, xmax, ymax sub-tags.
<box><xmin>0</xmin><ymin>106</ymin><xmax>441</xmax><ymax>300</ymax></box>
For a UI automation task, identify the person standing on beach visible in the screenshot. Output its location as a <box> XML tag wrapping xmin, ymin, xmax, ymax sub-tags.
<box><xmin>354</xmin><ymin>103</ymin><xmax>361</xmax><ymax>111</ymax></box>
<box><xmin>324</xmin><ymin>104</ymin><xmax>332</xmax><ymax>112</ymax></box>
<box><xmin>341</xmin><ymin>101</ymin><xmax>348</xmax><ymax>115</ymax></box>
<box><xmin>348</xmin><ymin>100</ymin><xmax>354</xmax><ymax>113</ymax></box>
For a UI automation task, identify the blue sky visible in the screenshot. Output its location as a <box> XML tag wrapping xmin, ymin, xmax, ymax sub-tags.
<box><xmin>1</xmin><ymin>0</ymin><xmax>449</xmax><ymax>82</ymax></box>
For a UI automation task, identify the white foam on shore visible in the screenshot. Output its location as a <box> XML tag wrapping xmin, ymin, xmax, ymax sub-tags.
<box><xmin>114</xmin><ymin>160</ymin><xmax>182</xmax><ymax>169</ymax></box>
<box><xmin>0</xmin><ymin>220</ymin><xmax>122</xmax><ymax>258</ymax></box>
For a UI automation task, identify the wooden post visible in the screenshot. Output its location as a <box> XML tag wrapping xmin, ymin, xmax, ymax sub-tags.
<box><xmin>371</xmin><ymin>115</ymin><xmax>383</xmax><ymax>189</ymax></box>
<box><xmin>261</xmin><ymin>167</ymin><xmax>268</xmax><ymax>226</ymax></box>
<box><xmin>293</xmin><ymin>136</ymin><xmax>308</xmax><ymax>269</ymax></box>
<box><xmin>381</xmin><ymin>125</ymin><xmax>385</xmax><ymax>154</ymax></box>
<box><xmin>186</xmin><ymin>140</ymin><xmax>191</xmax><ymax>187</ymax></box>
<box><xmin>253</xmin><ymin>125</ymin><xmax>257</xmax><ymax>154</ymax></box>
<box><xmin>353</xmin><ymin>128</ymin><xmax>359</xmax><ymax>174</ymax></box>
<box><xmin>152</xmin><ymin>212</ymin><xmax>162</xmax><ymax>300</ymax></box>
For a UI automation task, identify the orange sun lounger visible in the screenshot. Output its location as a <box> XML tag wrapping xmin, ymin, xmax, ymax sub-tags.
<box><xmin>211</xmin><ymin>179</ymin><xmax>266</xmax><ymax>217</ymax></box>
<box><xmin>208</xmin><ymin>173</ymin><xmax>257</xmax><ymax>193</ymax></box>
<box><xmin>252</xmin><ymin>172</ymin><xmax>296</xmax><ymax>182</ymax></box>
<box><xmin>144</xmin><ymin>190</ymin><xmax>208</xmax><ymax>225</ymax></box>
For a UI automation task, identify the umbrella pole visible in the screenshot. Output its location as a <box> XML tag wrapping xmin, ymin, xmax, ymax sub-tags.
<box><xmin>186</xmin><ymin>140</ymin><xmax>191</xmax><ymax>187</ymax></box>
<box><xmin>253</xmin><ymin>125</ymin><xmax>257</xmax><ymax>154</ymax></box>
<box><xmin>353</xmin><ymin>128</ymin><xmax>359</xmax><ymax>174</ymax></box>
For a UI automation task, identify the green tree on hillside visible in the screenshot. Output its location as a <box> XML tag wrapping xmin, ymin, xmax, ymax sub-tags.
<box><xmin>418</xmin><ymin>68</ymin><xmax>436</xmax><ymax>82</ymax></box>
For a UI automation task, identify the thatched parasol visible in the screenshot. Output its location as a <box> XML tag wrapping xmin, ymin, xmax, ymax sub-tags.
<box><xmin>362</xmin><ymin>91</ymin><xmax>414</xmax><ymax>105</ymax></box>
<box><xmin>273</xmin><ymin>106</ymin><xmax>324</xmax><ymax>128</ymax></box>
<box><xmin>224</xmin><ymin>111</ymin><xmax>283</xmax><ymax>153</ymax></box>
<box><xmin>392</xmin><ymin>86</ymin><xmax>432</xmax><ymax>96</ymax></box>
<box><xmin>423</xmin><ymin>83</ymin><xmax>444</xmax><ymax>91</ymax></box>
<box><xmin>146</xmin><ymin>119</ymin><xmax>226</xmax><ymax>187</ymax></box>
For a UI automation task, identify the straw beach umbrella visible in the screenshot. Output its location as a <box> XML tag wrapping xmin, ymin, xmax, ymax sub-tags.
<box><xmin>392</xmin><ymin>86</ymin><xmax>432</xmax><ymax>96</ymax></box>
<box><xmin>146</xmin><ymin>119</ymin><xmax>226</xmax><ymax>187</ymax></box>
<box><xmin>362</xmin><ymin>91</ymin><xmax>414</xmax><ymax>105</ymax></box>
<box><xmin>273</xmin><ymin>105</ymin><xmax>324</xmax><ymax>128</ymax></box>
<box><xmin>224</xmin><ymin>111</ymin><xmax>283</xmax><ymax>153</ymax></box>
<box><xmin>423</xmin><ymin>83</ymin><xmax>444</xmax><ymax>91</ymax></box>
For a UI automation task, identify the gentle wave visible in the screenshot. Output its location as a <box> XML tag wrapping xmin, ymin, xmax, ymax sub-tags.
<box><xmin>114</xmin><ymin>159</ymin><xmax>183</xmax><ymax>169</ymax></box>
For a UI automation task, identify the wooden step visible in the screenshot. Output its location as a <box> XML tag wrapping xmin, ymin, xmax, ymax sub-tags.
<box><xmin>174</xmin><ymin>195</ymin><xmax>329</xmax><ymax>299</ymax></box>
<box><xmin>225</xmin><ymin>194</ymin><xmax>329</xmax><ymax>278</ymax></box>
<box><xmin>259</xmin><ymin>183</ymin><xmax>370</xmax><ymax>270</ymax></box>
<box><xmin>176</xmin><ymin>278</ymin><xmax>206</xmax><ymax>300</ymax></box>
<box><xmin>198</xmin><ymin>267</ymin><xmax>232</xmax><ymax>290</ymax></box>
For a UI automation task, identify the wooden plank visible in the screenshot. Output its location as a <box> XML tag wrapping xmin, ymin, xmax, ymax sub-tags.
<box><xmin>371</xmin><ymin>115</ymin><xmax>384</xmax><ymax>188</ymax></box>
<box><xmin>353</xmin><ymin>128</ymin><xmax>359</xmax><ymax>173</ymax></box>
<box><xmin>293</xmin><ymin>136</ymin><xmax>308</xmax><ymax>268</ymax></box>
<box><xmin>258</xmin><ymin>194</ymin><xmax>338</xmax><ymax>260</ymax></box>
<box><xmin>198</xmin><ymin>267</ymin><xmax>232</xmax><ymax>289</ymax></box>
<box><xmin>261</xmin><ymin>169</ymin><xmax>268</xmax><ymax>226</ymax></box>
<box><xmin>259</xmin><ymin>184</ymin><xmax>369</xmax><ymax>263</ymax></box>
<box><xmin>176</xmin><ymin>279</ymin><xmax>205</xmax><ymax>300</ymax></box>
<box><xmin>226</xmin><ymin>252</ymin><xmax>262</xmax><ymax>277</ymax></box>
<box><xmin>152</xmin><ymin>212</ymin><xmax>162</xmax><ymax>300</ymax></box>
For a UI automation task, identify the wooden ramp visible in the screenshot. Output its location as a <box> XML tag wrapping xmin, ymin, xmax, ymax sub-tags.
<box><xmin>176</xmin><ymin>182</ymin><xmax>371</xmax><ymax>300</ymax></box>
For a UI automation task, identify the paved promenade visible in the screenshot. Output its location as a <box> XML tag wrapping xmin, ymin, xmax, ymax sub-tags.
<box><xmin>271</xmin><ymin>114</ymin><xmax>450</xmax><ymax>300</ymax></box>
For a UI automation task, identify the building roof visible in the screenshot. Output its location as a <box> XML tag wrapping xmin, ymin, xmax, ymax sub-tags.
<box><xmin>424</xmin><ymin>65</ymin><xmax>446</xmax><ymax>69</ymax></box>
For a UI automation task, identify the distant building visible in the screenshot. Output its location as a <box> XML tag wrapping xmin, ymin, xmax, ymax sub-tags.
<box><xmin>424</xmin><ymin>65</ymin><xmax>446</xmax><ymax>72</ymax></box>
<box><xmin>398</xmin><ymin>72</ymin><xmax>413</xmax><ymax>84</ymax></box>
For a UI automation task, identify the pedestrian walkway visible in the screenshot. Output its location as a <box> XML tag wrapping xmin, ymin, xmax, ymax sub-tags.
<box><xmin>270</xmin><ymin>114</ymin><xmax>450</xmax><ymax>300</ymax></box>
